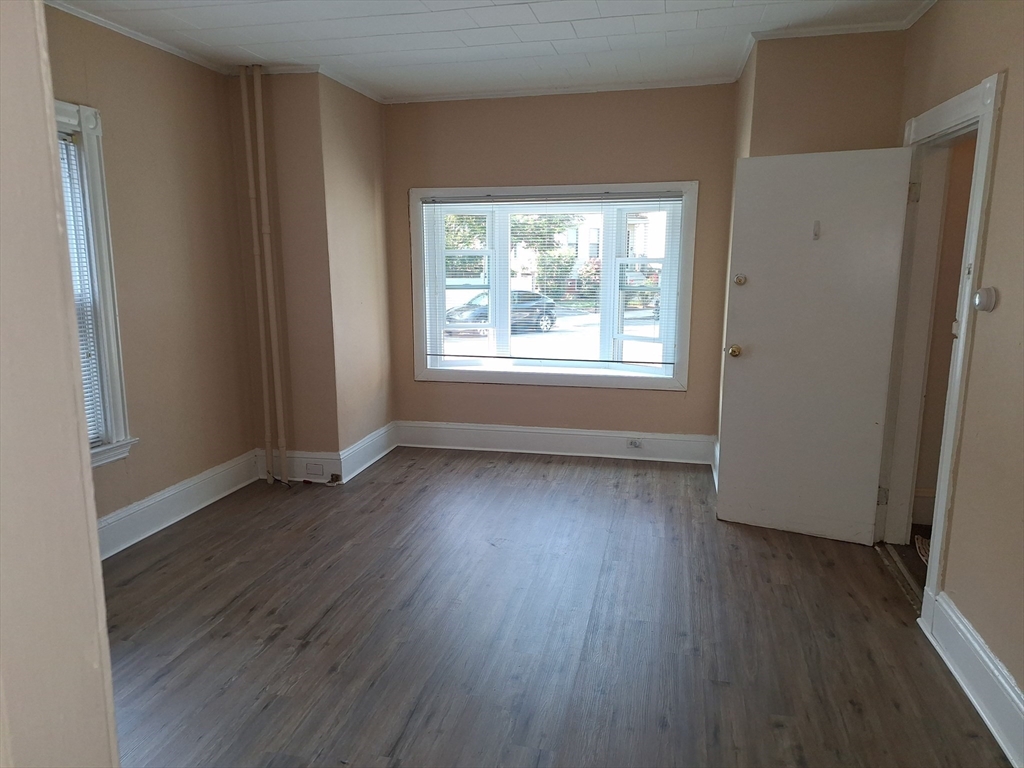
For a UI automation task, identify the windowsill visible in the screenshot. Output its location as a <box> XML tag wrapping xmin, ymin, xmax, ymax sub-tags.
<box><xmin>91</xmin><ymin>437</ymin><xmax>138</xmax><ymax>467</ymax></box>
<box><xmin>417</xmin><ymin>364</ymin><xmax>686</xmax><ymax>391</ymax></box>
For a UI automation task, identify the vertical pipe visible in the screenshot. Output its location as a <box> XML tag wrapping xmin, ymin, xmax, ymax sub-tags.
<box><xmin>252</xmin><ymin>65</ymin><xmax>289</xmax><ymax>483</ymax></box>
<box><xmin>238</xmin><ymin>66</ymin><xmax>274</xmax><ymax>483</ymax></box>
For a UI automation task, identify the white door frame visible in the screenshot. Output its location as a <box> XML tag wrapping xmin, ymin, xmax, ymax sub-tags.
<box><xmin>881</xmin><ymin>73</ymin><xmax>1005</xmax><ymax>620</ymax></box>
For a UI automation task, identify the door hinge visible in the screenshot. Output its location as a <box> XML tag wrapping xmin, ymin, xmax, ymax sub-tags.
<box><xmin>877</xmin><ymin>486</ymin><xmax>889</xmax><ymax>506</ymax></box>
<box><xmin>908</xmin><ymin>182</ymin><xmax>921</xmax><ymax>203</ymax></box>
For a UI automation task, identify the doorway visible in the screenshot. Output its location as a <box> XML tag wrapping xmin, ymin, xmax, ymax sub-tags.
<box><xmin>885</xmin><ymin>132</ymin><xmax>978</xmax><ymax>598</ymax></box>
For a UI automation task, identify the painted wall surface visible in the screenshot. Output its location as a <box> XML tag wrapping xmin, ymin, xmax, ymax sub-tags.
<box><xmin>263</xmin><ymin>73</ymin><xmax>339</xmax><ymax>453</ymax></box>
<box><xmin>0</xmin><ymin>1</ymin><xmax>118</xmax><ymax>763</ymax></box>
<box><xmin>735</xmin><ymin>44</ymin><xmax>756</xmax><ymax>160</ymax></box>
<box><xmin>384</xmin><ymin>86</ymin><xmax>736</xmax><ymax>435</ymax></box>
<box><xmin>749</xmin><ymin>32</ymin><xmax>906</xmax><ymax>156</ymax></box>
<box><xmin>45</xmin><ymin>8</ymin><xmax>253</xmax><ymax>517</ymax></box>
<box><xmin>318</xmin><ymin>75</ymin><xmax>392</xmax><ymax>447</ymax></box>
<box><xmin>913</xmin><ymin>135</ymin><xmax>976</xmax><ymax>525</ymax></box>
<box><xmin>902</xmin><ymin>0</ymin><xmax>1024</xmax><ymax>688</ymax></box>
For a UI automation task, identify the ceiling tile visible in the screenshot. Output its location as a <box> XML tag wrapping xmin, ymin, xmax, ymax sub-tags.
<box><xmin>512</xmin><ymin>21</ymin><xmax>577</xmax><ymax>41</ymax></box>
<box><xmin>455</xmin><ymin>26</ymin><xmax>521</xmax><ymax>45</ymax></box>
<box><xmin>551</xmin><ymin>36</ymin><xmax>611</xmax><ymax>54</ymax></box>
<box><xmin>695</xmin><ymin>3</ymin><xmax>766</xmax><ymax>28</ymax></box>
<box><xmin>633</xmin><ymin>10</ymin><xmax>698</xmax><ymax>33</ymax></box>
<box><xmin>303</xmin><ymin>31</ymin><xmax>465</xmax><ymax>56</ymax></box>
<box><xmin>665</xmin><ymin>0</ymin><xmax>731</xmax><ymax>11</ymax></box>
<box><xmin>421</xmin><ymin>0</ymin><xmax>495</xmax><ymax>9</ymax></box>
<box><xmin>528</xmin><ymin>0</ymin><xmax>601</xmax><ymax>23</ymax></box>
<box><xmin>571</xmin><ymin>15</ymin><xmax>635</xmax><ymax>37</ymax></box>
<box><xmin>596</xmin><ymin>0</ymin><xmax>665</xmax><ymax>17</ymax></box>
<box><xmin>464</xmin><ymin>3</ymin><xmax>538</xmax><ymax>26</ymax></box>
<box><xmin>760</xmin><ymin>1</ymin><xmax>835</xmax><ymax>28</ymax></box>
<box><xmin>607</xmin><ymin>32</ymin><xmax>667</xmax><ymax>50</ymax></box>
<box><xmin>56</xmin><ymin>0</ymin><xmax>933</xmax><ymax>101</ymax></box>
<box><xmin>306</xmin><ymin>9</ymin><xmax>479</xmax><ymax>39</ymax></box>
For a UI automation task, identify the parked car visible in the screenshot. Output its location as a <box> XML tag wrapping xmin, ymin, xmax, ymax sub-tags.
<box><xmin>512</xmin><ymin>290</ymin><xmax>556</xmax><ymax>332</ymax></box>
<box><xmin>445</xmin><ymin>290</ymin><xmax>556</xmax><ymax>334</ymax></box>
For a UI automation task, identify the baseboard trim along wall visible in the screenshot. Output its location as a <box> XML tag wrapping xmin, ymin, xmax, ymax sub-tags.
<box><xmin>920</xmin><ymin>589</ymin><xmax>1024</xmax><ymax>767</ymax></box>
<box><xmin>98</xmin><ymin>450</ymin><xmax>259</xmax><ymax>559</ymax></box>
<box><xmin>99</xmin><ymin>421</ymin><xmax>715</xmax><ymax>559</ymax></box>
<box><xmin>392</xmin><ymin>421</ymin><xmax>716</xmax><ymax>465</ymax></box>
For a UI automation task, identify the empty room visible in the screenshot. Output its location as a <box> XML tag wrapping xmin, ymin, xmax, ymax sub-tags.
<box><xmin>1</xmin><ymin>0</ymin><xmax>1022</xmax><ymax>767</ymax></box>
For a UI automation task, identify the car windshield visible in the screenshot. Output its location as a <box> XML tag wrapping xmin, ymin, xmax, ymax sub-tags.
<box><xmin>467</xmin><ymin>293</ymin><xmax>488</xmax><ymax>306</ymax></box>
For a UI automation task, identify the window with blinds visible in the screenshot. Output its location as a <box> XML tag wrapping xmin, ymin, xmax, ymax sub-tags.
<box><xmin>412</xmin><ymin>184</ymin><xmax>696</xmax><ymax>389</ymax></box>
<box><xmin>59</xmin><ymin>134</ymin><xmax>106</xmax><ymax>445</ymax></box>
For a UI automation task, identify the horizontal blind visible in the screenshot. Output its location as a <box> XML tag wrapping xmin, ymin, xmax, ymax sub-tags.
<box><xmin>59</xmin><ymin>134</ymin><xmax>106</xmax><ymax>445</ymax></box>
<box><xmin>422</xmin><ymin>195</ymin><xmax>684</xmax><ymax>371</ymax></box>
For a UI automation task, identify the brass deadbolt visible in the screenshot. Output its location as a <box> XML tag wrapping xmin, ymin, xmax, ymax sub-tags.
<box><xmin>728</xmin><ymin>344</ymin><xmax>742</xmax><ymax>357</ymax></box>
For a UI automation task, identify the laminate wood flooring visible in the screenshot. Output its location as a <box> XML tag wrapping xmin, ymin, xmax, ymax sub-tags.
<box><xmin>102</xmin><ymin>448</ymin><xmax>1008</xmax><ymax>768</ymax></box>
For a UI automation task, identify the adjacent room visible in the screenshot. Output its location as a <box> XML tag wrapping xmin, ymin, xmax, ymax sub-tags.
<box><xmin>1</xmin><ymin>1</ymin><xmax>1021</xmax><ymax>767</ymax></box>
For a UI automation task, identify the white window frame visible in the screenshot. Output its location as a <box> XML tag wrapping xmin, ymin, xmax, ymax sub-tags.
<box><xmin>410</xmin><ymin>182</ymin><xmax>698</xmax><ymax>391</ymax></box>
<box><xmin>56</xmin><ymin>100</ymin><xmax>135</xmax><ymax>466</ymax></box>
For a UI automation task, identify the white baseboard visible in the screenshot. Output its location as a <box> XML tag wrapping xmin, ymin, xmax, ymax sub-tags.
<box><xmin>256</xmin><ymin>449</ymin><xmax>343</xmax><ymax>484</ymax></box>
<box><xmin>340</xmin><ymin>423</ymin><xmax>397</xmax><ymax>481</ymax></box>
<box><xmin>391</xmin><ymin>420</ymin><xmax>715</xmax><ymax>465</ymax></box>
<box><xmin>98</xmin><ymin>451</ymin><xmax>259</xmax><ymax>559</ymax></box>
<box><xmin>920</xmin><ymin>589</ymin><xmax>1024</xmax><ymax>767</ymax></box>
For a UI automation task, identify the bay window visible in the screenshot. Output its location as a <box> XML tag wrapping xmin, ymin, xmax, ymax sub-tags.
<box><xmin>411</xmin><ymin>183</ymin><xmax>697</xmax><ymax>390</ymax></box>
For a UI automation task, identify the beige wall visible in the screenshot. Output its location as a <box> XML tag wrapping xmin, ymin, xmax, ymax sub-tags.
<box><xmin>319</xmin><ymin>76</ymin><xmax>392</xmax><ymax>447</ymax></box>
<box><xmin>902</xmin><ymin>0</ymin><xmax>1024</xmax><ymax>688</ymax></box>
<box><xmin>734</xmin><ymin>43</ymin><xmax>756</xmax><ymax>160</ymax></box>
<box><xmin>0</xmin><ymin>1</ymin><xmax>118</xmax><ymax>764</ymax></box>
<box><xmin>263</xmin><ymin>73</ymin><xmax>339</xmax><ymax>453</ymax></box>
<box><xmin>749</xmin><ymin>32</ymin><xmax>906</xmax><ymax>156</ymax></box>
<box><xmin>46</xmin><ymin>8</ymin><xmax>253</xmax><ymax>517</ymax></box>
<box><xmin>384</xmin><ymin>86</ymin><xmax>736</xmax><ymax>435</ymax></box>
<box><xmin>913</xmin><ymin>135</ymin><xmax>976</xmax><ymax>525</ymax></box>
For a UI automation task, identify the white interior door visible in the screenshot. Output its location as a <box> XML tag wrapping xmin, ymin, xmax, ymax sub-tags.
<box><xmin>717</xmin><ymin>148</ymin><xmax>913</xmax><ymax>545</ymax></box>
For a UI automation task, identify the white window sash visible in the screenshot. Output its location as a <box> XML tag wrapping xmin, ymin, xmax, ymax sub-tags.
<box><xmin>411</xmin><ymin>182</ymin><xmax>697</xmax><ymax>391</ymax></box>
<box><xmin>56</xmin><ymin>100</ymin><xmax>135</xmax><ymax>466</ymax></box>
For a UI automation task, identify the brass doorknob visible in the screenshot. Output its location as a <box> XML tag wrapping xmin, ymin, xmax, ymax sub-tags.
<box><xmin>728</xmin><ymin>344</ymin><xmax>742</xmax><ymax>357</ymax></box>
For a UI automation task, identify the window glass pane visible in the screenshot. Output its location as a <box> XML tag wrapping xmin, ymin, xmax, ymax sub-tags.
<box><xmin>422</xmin><ymin>193</ymin><xmax>684</xmax><ymax>377</ymax></box>
<box><xmin>59</xmin><ymin>135</ymin><xmax>106</xmax><ymax>445</ymax></box>
<box><xmin>445</xmin><ymin>214</ymin><xmax>487</xmax><ymax>250</ymax></box>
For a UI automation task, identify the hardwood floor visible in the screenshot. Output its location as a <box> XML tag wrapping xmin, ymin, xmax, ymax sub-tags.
<box><xmin>103</xmin><ymin>448</ymin><xmax>1007</xmax><ymax>768</ymax></box>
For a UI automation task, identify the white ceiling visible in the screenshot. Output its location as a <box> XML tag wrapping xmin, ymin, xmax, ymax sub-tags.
<box><xmin>51</xmin><ymin>0</ymin><xmax>933</xmax><ymax>103</ymax></box>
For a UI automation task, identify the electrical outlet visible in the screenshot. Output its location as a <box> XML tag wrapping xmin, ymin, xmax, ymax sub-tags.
<box><xmin>305</xmin><ymin>462</ymin><xmax>324</xmax><ymax>476</ymax></box>
<box><xmin>628</xmin><ymin>438</ymin><xmax>643</xmax><ymax>449</ymax></box>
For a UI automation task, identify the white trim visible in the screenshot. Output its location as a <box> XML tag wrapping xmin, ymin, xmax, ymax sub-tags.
<box><xmin>45</xmin><ymin>1</ymin><xmax>232</xmax><ymax>75</ymax></box>
<box><xmin>56</xmin><ymin>99</ymin><xmax>134</xmax><ymax>467</ymax></box>
<box><xmin>897</xmin><ymin>74</ymin><xmax>1005</xmax><ymax>603</ymax></box>
<box><xmin>886</xmin><ymin>73</ymin><xmax>1014</xmax><ymax>763</ymax></box>
<box><xmin>256</xmin><ymin>449</ymin><xmax>341</xmax><ymax>484</ymax></box>
<box><xmin>340</xmin><ymin>423</ymin><xmax>397</xmax><ymax>482</ymax></box>
<box><xmin>409</xmin><ymin>182</ymin><xmax>697</xmax><ymax>391</ymax></box>
<box><xmin>98</xmin><ymin>451</ymin><xmax>259</xmax><ymax>559</ymax></box>
<box><xmin>90</xmin><ymin>436</ymin><xmax>138</xmax><ymax>467</ymax></box>
<box><xmin>920</xmin><ymin>592</ymin><xmax>1024</xmax><ymax>767</ymax></box>
<box><xmin>392</xmin><ymin>421</ymin><xmax>715</xmax><ymax>465</ymax></box>
<box><xmin>711</xmin><ymin>440</ymin><xmax>720</xmax><ymax>491</ymax></box>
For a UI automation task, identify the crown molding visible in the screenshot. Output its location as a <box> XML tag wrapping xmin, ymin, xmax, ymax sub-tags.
<box><xmin>45</xmin><ymin>0</ymin><xmax>233</xmax><ymax>75</ymax></box>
